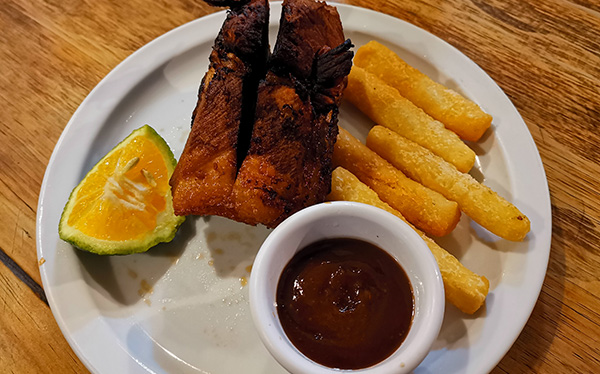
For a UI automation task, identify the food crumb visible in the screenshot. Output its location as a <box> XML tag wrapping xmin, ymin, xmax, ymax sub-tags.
<box><xmin>138</xmin><ymin>279</ymin><xmax>153</xmax><ymax>296</ymax></box>
<box><xmin>144</xmin><ymin>299</ymin><xmax>152</xmax><ymax>306</ymax></box>
<box><xmin>206</xmin><ymin>231</ymin><xmax>217</xmax><ymax>244</ymax></box>
<box><xmin>245</xmin><ymin>265</ymin><xmax>252</xmax><ymax>273</ymax></box>
<box><xmin>208</xmin><ymin>259</ymin><xmax>214</xmax><ymax>267</ymax></box>
<box><xmin>240</xmin><ymin>276</ymin><xmax>248</xmax><ymax>287</ymax></box>
<box><xmin>225</xmin><ymin>232</ymin><xmax>242</xmax><ymax>241</ymax></box>
<box><xmin>38</xmin><ymin>257</ymin><xmax>46</xmax><ymax>266</ymax></box>
<box><xmin>196</xmin><ymin>253</ymin><xmax>205</xmax><ymax>260</ymax></box>
<box><xmin>128</xmin><ymin>268</ymin><xmax>138</xmax><ymax>279</ymax></box>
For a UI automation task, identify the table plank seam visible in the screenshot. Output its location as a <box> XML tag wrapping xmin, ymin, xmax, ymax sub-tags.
<box><xmin>0</xmin><ymin>246</ymin><xmax>48</xmax><ymax>306</ymax></box>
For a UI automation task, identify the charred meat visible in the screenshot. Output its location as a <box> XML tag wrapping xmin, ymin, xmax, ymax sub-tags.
<box><xmin>232</xmin><ymin>0</ymin><xmax>353</xmax><ymax>227</ymax></box>
<box><xmin>170</xmin><ymin>0</ymin><xmax>352</xmax><ymax>227</ymax></box>
<box><xmin>169</xmin><ymin>0</ymin><xmax>269</xmax><ymax>217</ymax></box>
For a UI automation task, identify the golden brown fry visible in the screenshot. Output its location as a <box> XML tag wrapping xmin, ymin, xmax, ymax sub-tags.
<box><xmin>354</xmin><ymin>41</ymin><xmax>492</xmax><ymax>142</ymax></box>
<box><xmin>367</xmin><ymin>126</ymin><xmax>531</xmax><ymax>241</ymax></box>
<box><xmin>333</xmin><ymin>127</ymin><xmax>460</xmax><ymax>237</ymax></box>
<box><xmin>344</xmin><ymin>66</ymin><xmax>475</xmax><ymax>173</ymax></box>
<box><xmin>327</xmin><ymin>167</ymin><xmax>489</xmax><ymax>314</ymax></box>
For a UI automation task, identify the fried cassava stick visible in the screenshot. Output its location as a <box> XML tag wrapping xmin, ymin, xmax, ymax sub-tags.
<box><xmin>367</xmin><ymin>125</ymin><xmax>530</xmax><ymax>241</ymax></box>
<box><xmin>344</xmin><ymin>66</ymin><xmax>476</xmax><ymax>173</ymax></box>
<box><xmin>327</xmin><ymin>167</ymin><xmax>489</xmax><ymax>314</ymax></box>
<box><xmin>354</xmin><ymin>41</ymin><xmax>492</xmax><ymax>142</ymax></box>
<box><xmin>333</xmin><ymin>127</ymin><xmax>460</xmax><ymax>237</ymax></box>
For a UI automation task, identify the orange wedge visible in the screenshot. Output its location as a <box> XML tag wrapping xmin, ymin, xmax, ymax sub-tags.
<box><xmin>59</xmin><ymin>125</ymin><xmax>185</xmax><ymax>255</ymax></box>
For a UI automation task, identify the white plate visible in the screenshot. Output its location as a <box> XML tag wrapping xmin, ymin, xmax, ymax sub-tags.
<box><xmin>37</xmin><ymin>3</ymin><xmax>552</xmax><ymax>374</ymax></box>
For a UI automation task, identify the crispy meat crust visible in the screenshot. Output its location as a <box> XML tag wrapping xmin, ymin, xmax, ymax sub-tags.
<box><xmin>169</xmin><ymin>0</ymin><xmax>269</xmax><ymax>217</ymax></box>
<box><xmin>271</xmin><ymin>0</ymin><xmax>346</xmax><ymax>80</ymax></box>
<box><xmin>171</xmin><ymin>0</ymin><xmax>352</xmax><ymax>227</ymax></box>
<box><xmin>232</xmin><ymin>0</ymin><xmax>353</xmax><ymax>227</ymax></box>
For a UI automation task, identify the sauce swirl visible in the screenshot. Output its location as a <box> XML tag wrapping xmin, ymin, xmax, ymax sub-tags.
<box><xmin>276</xmin><ymin>238</ymin><xmax>414</xmax><ymax>369</ymax></box>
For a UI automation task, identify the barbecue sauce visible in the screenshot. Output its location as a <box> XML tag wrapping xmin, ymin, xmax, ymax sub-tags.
<box><xmin>276</xmin><ymin>238</ymin><xmax>414</xmax><ymax>370</ymax></box>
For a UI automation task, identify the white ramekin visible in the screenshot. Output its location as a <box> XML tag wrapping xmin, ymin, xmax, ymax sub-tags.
<box><xmin>249</xmin><ymin>201</ymin><xmax>445</xmax><ymax>374</ymax></box>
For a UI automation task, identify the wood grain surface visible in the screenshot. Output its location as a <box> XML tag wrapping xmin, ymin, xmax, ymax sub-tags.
<box><xmin>1</xmin><ymin>0</ymin><xmax>598</xmax><ymax>373</ymax></box>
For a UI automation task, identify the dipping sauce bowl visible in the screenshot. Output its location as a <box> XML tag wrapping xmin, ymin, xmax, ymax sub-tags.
<box><xmin>249</xmin><ymin>201</ymin><xmax>445</xmax><ymax>374</ymax></box>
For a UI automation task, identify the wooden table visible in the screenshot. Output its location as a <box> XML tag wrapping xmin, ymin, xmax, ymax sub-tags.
<box><xmin>1</xmin><ymin>0</ymin><xmax>598</xmax><ymax>372</ymax></box>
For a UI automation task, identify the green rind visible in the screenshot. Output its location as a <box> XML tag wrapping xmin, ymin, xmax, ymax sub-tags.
<box><xmin>58</xmin><ymin>125</ymin><xmax>185</xmax><ymax>255</ymax></box>
<box><xmin>59</xmin><ymin>214</ymin><xmax>185</xmax><ymax>255</ymax></box>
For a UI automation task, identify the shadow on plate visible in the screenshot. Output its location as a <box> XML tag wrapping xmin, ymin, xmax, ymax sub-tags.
<box><xmin>75</xmin><ymin>217</ymin><xmax>195</xmax><ymax>307</ymax></box>
<box><xmin>416</xmin><ymin>296</ymin><xmax>490</xmax><ymax>374</ymax></box>
<box><xmin>493</xmin><ymin>204</ymin><xmax>563</xmax><ymax>371</ymax></box>
<box><xmin>201</xmin><ymin>216</ymin><xmax>272</xmax><ymax>279</ymax></box>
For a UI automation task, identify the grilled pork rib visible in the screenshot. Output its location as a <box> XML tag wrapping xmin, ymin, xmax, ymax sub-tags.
<box><xmin>171</xmin><ymin>0</ymin><xmax>352</xmax><ymax>227</ymax></box>
<box><xmin>169</xmin><ymin>0</ymin><xmax>269</xmax><ymax>217</ymax></box>
<box><xmin>232</xmin><ymin>0</ymin><xmax>353</xmax><ymax>227</ymax></box>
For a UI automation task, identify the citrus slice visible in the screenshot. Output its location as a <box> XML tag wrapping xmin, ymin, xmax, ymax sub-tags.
<box><xmin>59</xmin><ymin>125</ymin><xmax>185</xmax><ymax>255</ymax></box>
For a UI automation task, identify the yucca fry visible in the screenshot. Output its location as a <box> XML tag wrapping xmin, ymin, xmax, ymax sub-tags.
<box><xmin>345</xmin><ymin>66</ymin><xmax>475</xmax><ymax>173</ymax></box>
<box><xmin>333</xmin><ymin>127</ymin><xmax>460</xmax><ymax>237</ymax></box>
<box><xmin>354</xmin><ymin>41</ymin><xmax>492</xmax><ymax>142</ymax></box>
<box><xmin>367</xmin><ymin>126</ymin><xmax>530</xmax><ymax>241</ymax></box>
<box><xmin>327</xmin><ymin>167</ymin><xmax>489</xmax><ymax>314</ymax></box>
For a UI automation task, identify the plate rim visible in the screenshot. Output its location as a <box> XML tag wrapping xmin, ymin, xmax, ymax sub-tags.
<box><xmin>36</xmin><ymin>3</ymin><xmax>552</xmax><ymax>374</ymax></box>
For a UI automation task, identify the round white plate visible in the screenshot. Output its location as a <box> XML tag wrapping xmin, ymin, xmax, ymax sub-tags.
<box><xmin>37</xmin><ymin>3</ymin><xmax>552</xmax><ymax>374</ymax></box>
